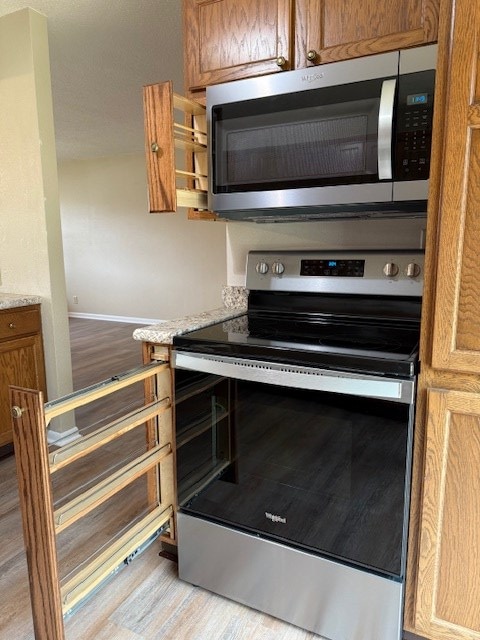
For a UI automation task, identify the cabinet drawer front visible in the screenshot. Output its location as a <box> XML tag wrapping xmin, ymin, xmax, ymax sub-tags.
<box><xmin>0</xmin><ymin>307</ymin><xmax>41</xmax><ymax>340</ymax></box>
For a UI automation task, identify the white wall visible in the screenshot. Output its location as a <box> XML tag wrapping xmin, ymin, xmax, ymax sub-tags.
<box><xmin>0</xmin><ymin>9</ymin><xmax>73</xmax><ymax>404</ymax></box>
<box><xmin>59</xmin><ymin>154</ymin><xmax>227</xmax><ymax>322</ymax></box>
<box><xmin>226</xmin><ymin>218</ymin><xmax>427</xmax><ymax>285</ymax></box>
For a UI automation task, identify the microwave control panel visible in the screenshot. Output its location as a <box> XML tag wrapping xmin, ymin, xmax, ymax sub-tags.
<box><xmin>395</xmin><ymin>70</ymin><xmax>435</xmax><ymax>181</ymax></box>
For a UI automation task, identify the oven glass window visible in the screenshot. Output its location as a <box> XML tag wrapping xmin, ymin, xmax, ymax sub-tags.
<box><xmin>176</xmin><ymin>374</ymin><xmax>411</xmax><ymax>579</ymax></box>
<box><xmin>212</xmin><ymin>79</ymin><xmax>387</xmax><ymax>193</ymax></box>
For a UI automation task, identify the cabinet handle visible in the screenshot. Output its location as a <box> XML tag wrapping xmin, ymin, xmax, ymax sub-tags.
<box><xmin>151</xmin><ymin>142</ymin><xmax>160</xmax><ymax>153</ymax></box>
<box><xmin>276</xmin><ymin>56</ymin><xmax>287</xmax><ymax>68</ymax></box>
<box><xmin>307</xmin><ymin>49</ymin><xmax>318</xmax><ymax>62</ymax></box>
<box><xmin>12</xmin><ymin>406</ymin><xmax>25</xmax><ymax>419</ymax></box>
<box><xmin>8</xmin><ymin>322</ymin><xmax>15</xmax><ymax>329</ymax></box>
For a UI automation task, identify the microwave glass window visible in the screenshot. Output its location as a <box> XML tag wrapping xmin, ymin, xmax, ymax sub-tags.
<box><xmin>212</xmin><ymin>79</ymin><xmax>387</xmax><ymax>193</ymax></box>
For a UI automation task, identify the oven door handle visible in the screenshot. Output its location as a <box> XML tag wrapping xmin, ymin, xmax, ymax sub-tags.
<box><xmin>378</xmin><ymin>78</ymin><xmax>396</xmax><ymax>180</ymax></box>
<box><xmin>173</xmin><ymin>352</ymin><xmax>415</xmax><ymax>404</ymax></box>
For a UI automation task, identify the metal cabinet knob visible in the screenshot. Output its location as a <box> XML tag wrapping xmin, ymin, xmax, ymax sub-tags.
<box><xmin>8</xmin><ymin>322</ymin><xmax>15</xmax><ymax>329</ymax></box>
<box><xmin>151</xmin><ymin>142</ymin><xmax>160</xmax><ymax>153</ymax></box>
<box><xmin>307</xmin><ymin>49</ymin><xmax>318</xmax><ymax>62</ymax></box>
<box><xmin>276</xmin><ymin>56</ymin><xmax>287</xmax><ymax>68</ymax></box>
<box><xmin>12</xmin><ymin>406</ymin><xmax>25</xmax><ymax>419</ymax></box>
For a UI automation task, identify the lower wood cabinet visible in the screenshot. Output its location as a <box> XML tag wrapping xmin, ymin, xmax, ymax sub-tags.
<box><xmin>0</xmin><ymin>305</ymin><xmax>47</xmax><ymax>448</ymax></box>
<box><xmin>414</xmin><ymin>388</ymin><xmax>480</xmax><ymax>639</ymax></box>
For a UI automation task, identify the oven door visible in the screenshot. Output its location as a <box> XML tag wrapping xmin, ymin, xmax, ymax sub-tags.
<box><xmin>173</xmin><ymin>351</ymin><xmax>415</xmax><ymax>580</ymax></box>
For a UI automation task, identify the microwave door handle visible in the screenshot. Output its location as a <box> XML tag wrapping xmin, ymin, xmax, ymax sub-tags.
<box><xmin>378</xmin><ymin>78</ymin><xmax>396</xmax><ymax>180</ymax></box>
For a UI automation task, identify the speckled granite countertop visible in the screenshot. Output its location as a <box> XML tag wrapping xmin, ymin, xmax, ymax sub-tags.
<box><xmin>0</xmin><ymin>293</ymin><xmax>42</xmax><ymax>310</ymax></box>
<box><xmin>133</xmin><ymin>285</ymin><xmax>247</xmax><ymax>345</ymax></box>
<box><xmin>133</xmin><ymin>306</ymin><xmax>246</xmax><ymax>344</ymax></box>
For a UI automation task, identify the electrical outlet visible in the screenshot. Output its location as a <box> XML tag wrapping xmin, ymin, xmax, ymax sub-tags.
<box><xmin>73</xmin><ymin>295</ymin><xmax>78</xmax><ymax>304</ymax></box>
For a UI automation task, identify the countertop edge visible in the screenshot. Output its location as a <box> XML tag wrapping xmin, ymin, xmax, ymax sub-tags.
<box><xmin>132</xmin><ymin>306</ymin><xmax>247</xmax><ymax>345</ymax></box>
<box><xmin>0</xmin><ymin>294</ymin><xmax>42</xmax><ymax>310</ymax></box>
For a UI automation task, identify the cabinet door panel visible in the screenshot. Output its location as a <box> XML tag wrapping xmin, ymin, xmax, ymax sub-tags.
<box><xmin>184</xmin><ymin>0</ymin><xmax>292</xmax><ymax>91</ymax></box>
<box><xmin>296</xmin><ymin>0</ymin><xmax>439</xmax><ymax>67</ymax></box>
<box><xmin>430</xmin><ymin>0</ymin><xmax>480</xmax><ymax>374</ymax></box>
<box><xmin>0</xmin><ymin>334</ymin><xmax>45</xmax><ymax>447</ymax></box>
<box><xmin>415</xmin><ymin>388</ymin><xmax>480</xmax><ymax>638</ymax></box>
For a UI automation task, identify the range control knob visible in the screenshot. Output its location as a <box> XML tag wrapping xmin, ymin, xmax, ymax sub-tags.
<box><xmin>255</xmin><ymin>261</ymin><xmax>269</xmax><ymax>275</ymax></box>
<box><xmin>272</xmin><ymin>261</ymin><xmax>285</xmax><ymax>275</ymax></box>
<box><xmin>405</xmin><ymin>262</ymin><xmax>421</xmax><ymax>278</ymax></box>
<box><xmin>383</xmin><ymin>262</ymin><xmax>399</xmax><ymax>278</ymax></box>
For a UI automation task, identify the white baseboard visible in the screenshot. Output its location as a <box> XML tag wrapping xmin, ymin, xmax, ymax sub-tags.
<box><xmin>47</xmin><ymin>426</ymin><xmax>81</xmax><ymax>447</ymax></box>
<box><xmin>68</xmin><ymin>312</ymin><xmax>165</xmax><ymax>325</ymax></box>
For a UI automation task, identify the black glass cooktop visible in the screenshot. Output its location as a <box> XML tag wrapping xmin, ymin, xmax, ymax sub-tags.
<box><xmin>173</xmin><ymin>312</ymin><xmax>420</xmax><ymax>378</ymax></box>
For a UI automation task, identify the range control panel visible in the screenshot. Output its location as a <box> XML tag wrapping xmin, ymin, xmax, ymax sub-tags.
<box><xmin>246</xmin><ymin>250</ymin><xmax>424</xmax><ymax>297</ymax></box>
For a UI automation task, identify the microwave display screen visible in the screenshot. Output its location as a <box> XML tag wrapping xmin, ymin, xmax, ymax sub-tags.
<box><xmin>406</xmin><ymin>93</ymin><xmax>428</xmax><ymax>105</ymax></box>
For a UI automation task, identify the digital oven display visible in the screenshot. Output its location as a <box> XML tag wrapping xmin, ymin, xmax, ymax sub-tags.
<box><xmin>300</xmin><ymin>259</ymin><xmax>365</xmax><ymax>277</ymax></box>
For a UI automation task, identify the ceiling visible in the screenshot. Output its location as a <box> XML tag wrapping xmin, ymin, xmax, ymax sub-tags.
<box><xmin>0</xmin><ymin>0</ymin><xmax>184</xmax><ymax>161</ymax></box>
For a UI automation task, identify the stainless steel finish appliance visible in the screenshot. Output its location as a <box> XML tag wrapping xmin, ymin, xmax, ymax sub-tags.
<box><xmin>207</xmin><ymin>46</ymin><xmax>437</xmax><ymax>222</ymax></box>
<box><xmin>173</xmin><ymin>250</ymin><xmax>423</xmax><ymax>640</ymax></box>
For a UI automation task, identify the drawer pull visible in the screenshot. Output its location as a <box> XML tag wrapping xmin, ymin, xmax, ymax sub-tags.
<box><xmin>8</xmin><ymin>322</ymin><xmax>16</xmax><ymax>329</ymax></box>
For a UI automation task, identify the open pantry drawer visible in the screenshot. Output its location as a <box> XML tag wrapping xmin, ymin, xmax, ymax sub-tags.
<box><xmin>10</xmin><ymin>357</ymin><xmax>175</xmax><ymax>640</ymax></box>
<box><xmin>143</xmin><ymin>80</ymin><xmax>215</xmax><ymax>220</ymax></box>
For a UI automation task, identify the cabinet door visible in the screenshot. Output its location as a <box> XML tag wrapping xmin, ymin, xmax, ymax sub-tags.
<box><xmin>0</xmin><ymin>334</ymin><xmax>46</xmax><ymax>447</ymax></box>
<box><xmin>295</xmin><ymin>0</ymin><xmax>439</xmax><ymax>67</ymax></box>
<box><xmin>183</xmin><ymin>0</ymin><xmax>293</xmax><ymax>92</ymax></box>
<box><xmin>415</xmin><ymin>388</ymin><xmax>480</xmax><ymax>639</ymax></box>
<box><xmin>429</xmin><ymin>0</ymin><xmax>480</xmax><ymax>374</ymax></box>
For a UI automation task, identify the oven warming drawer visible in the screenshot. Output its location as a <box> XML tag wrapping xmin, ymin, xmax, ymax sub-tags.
<box><xmin>178</xmin><ymin>512</ymin><xmax>404</xmax><ymax>640</ymax></box>
<box><xmin>173</xmin><ymin>351</ymin><xmax>415</xmax><ymax>404</ymax></box>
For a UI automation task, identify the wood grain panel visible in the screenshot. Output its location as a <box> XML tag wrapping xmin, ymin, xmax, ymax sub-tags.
<box><xmin>0</xmin><ymin>334</ymin><xmax>46</xmax><ymax>447</ymax></box>
<box><xmin>143</xmin><ymin>82</ymin><xmax>176</xmax><ymax>213</ymax></box>
<box><xmin>456</xmin><ymin>128</ymin><xmax>480</xmax><ymax>352</ymax></box>
<box><xmin>430</xmin><ymin>0</ymin><xmax>480</xmax><ymax>374</ymax></box>
<box><xmin>184</xmin><ymin>0</ymin><xmax>293</xmax><ymax>90</ymax></box>
<box><xmin>10</xmin><ymin>386</ymin><xmax>65</xmax><ymax>640</ymax></box>
<box><xmin>0</xmin><ymin>306</ymin><xmax>40</xmax><ymax>340</ymax></box>
<box><xmin>436</xmin><ymin>411</ymin><xmax>480</xmax><ymax>631</ymax></box>
<box><xmin>296</xmin><ymin>0</ymin><xmax>439</xmax><ymax>66</ymax></box>
<box><xmin>415</xmin><ymin>389</ymin><xmax>480</xmax><ymax>638</ymax></box>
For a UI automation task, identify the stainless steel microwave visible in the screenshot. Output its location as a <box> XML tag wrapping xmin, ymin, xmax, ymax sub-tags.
<box><xmin>206</xmin><ymin>45</ymin><xmax>437</xmax><ymax>222</ymax></box>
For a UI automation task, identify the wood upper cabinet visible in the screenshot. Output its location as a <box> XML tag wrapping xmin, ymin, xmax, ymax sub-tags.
<box><xmin>183</xmin><ymin>0</ymin><xmax>293</xmax><ymax>92</ymax></box>
<box><xmin>183</xmin><ymin>0</ymin><xmax>439</xmax><ymax>93</ymax></box>
<box><xmin>295</xmin><ymin>0</ymin><xmax>440</xmax><ymax>67</ymax></box>
<box><xmin>0</xmin><ymin>305</ymin><xmax>47</xmax><ymax>448</ymax></box>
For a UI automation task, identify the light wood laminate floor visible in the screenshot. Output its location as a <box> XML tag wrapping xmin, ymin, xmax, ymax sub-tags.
<box><xmin>0</xmin><ymin>318</ymin><xmax>321</xmax><ymax>640</ymax></box>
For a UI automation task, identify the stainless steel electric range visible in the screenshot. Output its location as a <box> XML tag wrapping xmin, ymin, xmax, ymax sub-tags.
<box><xmin>172</xmin><ymin>249</ymin><xmax>423</xmax><ymax>640</ymax></box>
